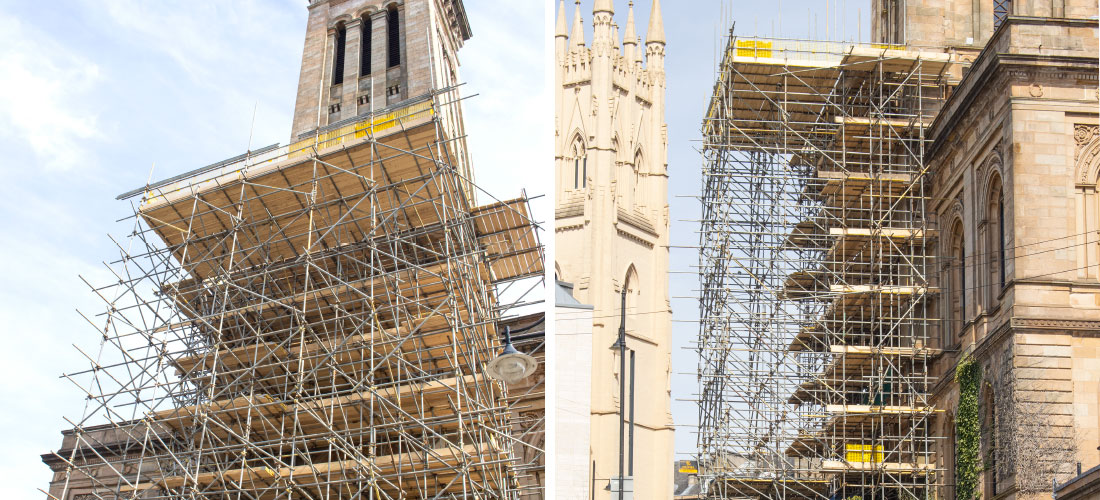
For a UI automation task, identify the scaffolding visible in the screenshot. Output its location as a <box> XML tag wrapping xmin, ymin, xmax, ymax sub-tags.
<box><xmin>697</xmin><ymin>35</ymin><xmax>957</xmax><ymax>500</ymax></box>
<box><xmin>48</xmin><ymin>86</ymin><xmax>544</xmax><ymax>499</ymax></box>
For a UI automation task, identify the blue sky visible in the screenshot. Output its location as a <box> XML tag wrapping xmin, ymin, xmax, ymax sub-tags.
<box><xmin>0</xmin><ymin>0</ymin><xmax>545</xmax><ymax>496</ymax></box>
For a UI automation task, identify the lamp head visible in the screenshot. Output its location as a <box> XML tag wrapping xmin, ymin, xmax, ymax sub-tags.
<box><xmin>486</xmin><ymin>327</ymin><xmax>538</xmax><ymax>383</ymax></box>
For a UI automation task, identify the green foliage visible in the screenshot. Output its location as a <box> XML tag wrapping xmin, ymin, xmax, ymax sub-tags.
<box><xmin>955</xmin><ymin>355</ymin><xmax>982</xmax><ymax>500</ymax></box>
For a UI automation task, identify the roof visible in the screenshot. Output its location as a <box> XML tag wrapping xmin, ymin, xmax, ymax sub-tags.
<box><xmin>556</xmin><ymin>280</ymin><xmax>593</xmax><ymax>309</ymax></box>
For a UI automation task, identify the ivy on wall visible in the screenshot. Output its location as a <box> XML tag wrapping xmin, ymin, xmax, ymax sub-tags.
<box><xmin>955</xmin><ymin>355</ymin><xmax>982</xmax><ymax>500</ymax></box>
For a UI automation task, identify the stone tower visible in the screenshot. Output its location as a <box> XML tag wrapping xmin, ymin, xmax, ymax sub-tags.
<box><xmin>554</xmin><ymin>0</ymin><xmax>673</xmax><ymax>497</ymax></box>
<box><xmin>289</xmin><ymin>0</ymin><xmax>473</xmax><ymax>179</ymax></box>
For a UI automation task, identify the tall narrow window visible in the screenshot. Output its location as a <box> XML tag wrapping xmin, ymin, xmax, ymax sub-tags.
<box><xmin>332</xmin><ymin>23</ymin><xmax>347</xmax><ymax>85</ymax></box>
<box><xmin>998</xmin><ymin>192</ymin><xmax>1006</xmax><ymax>285</ymax></box>
<box><xmin>994</xmin><ymin>0</ymin><xmax>1011</xmax><ymax>29</ymax></box>
<box><xmin>950</xmin><ymin>222</ymin><xmax>966</xmax><ymax>336</ymax></box>
<box><xmin>582</xmin><ymin>157</ymin><xmax>588</xmax><ymax>188</ymax></box>
<box><xmin>987</xmin><ymin>178</ymin><xmax>1006</xmax><ymax>296</ymax></box>
<box><xmin>624</xmin><ymin>266</ymin><xmax>640</xmax><ymax>333</ymax></box>
<box><xmin>387</xmin><ymin>7</ymin><xmax>400</xmax><ymax>68</ymax></box>
<box><xmin>360</xmin><ymin>16</ymin><xmax>372</xmax><ymax>77</ymax></box>
<box><xmin>576</xmin><ymin>158</ymin><xmax>585</xmax><ymax>190</ymax></box>
<box><xmin>961</xmin><ymin>239</ymin><xmax>967</xmax><ymax>322</ymax></box>
<box><xmin>571</xmin><ymin>136</ymin><xmax>586</xmax><ymax>190</ymax></box>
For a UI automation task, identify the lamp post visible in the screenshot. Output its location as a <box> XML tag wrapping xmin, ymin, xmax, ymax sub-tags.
<box><xmin>609</xmin><ymin>286</ymin><xmax>633</xmax><ymax>500</ymax></box>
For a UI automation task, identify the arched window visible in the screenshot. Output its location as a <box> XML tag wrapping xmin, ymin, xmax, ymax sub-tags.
<box><xmin>950</xmin><ymin>221</ymin><xmax>966</xmax><ymax>337</ymax></box>
<box><xmin>570</xmin><ymin>136</ymin><xmax>587</xmax><ymax>189</ymax></box>
<box><xmin>332</xmin><ymin>22</ymin><xmax>347</xmax><ymax>85</ymax></box>
<box><xmin>632</xmin><ymin>151</ymin><xmax>644</xmax><ymax>208</ymax></box>
<box><xmin>386</xmin><ymin>7</ymin><xmax>401</xmax><ymax>68</ymax></box>
<box><xmin>360</xmin><ymin>15</ymin><xmax>372</xmax><ymax>76</ymax></box>
<box><xmin>994</xmin><ymin>0</ymin><xmax>1011</xmax><ymax>29</ymax></box>
<box><xmin>624</xmin><ymin>266</ymin><xmax>640</xmax><ymax>333</ymax></box>
<box><xmin>987</xmin><ymin>176</ymin><xmax>1006</xmax><ymax>294</ymax></box>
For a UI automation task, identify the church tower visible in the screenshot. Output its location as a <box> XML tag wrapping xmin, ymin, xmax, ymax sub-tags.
<box><xmin>555</xmin><ymin>0</ymin><xmax>673</xmax><ymax>497</ymax></box>
<box><xmin>289</xmin><ymin>0</ymin><xmax>473</xmax><ymax>182</ymax></box>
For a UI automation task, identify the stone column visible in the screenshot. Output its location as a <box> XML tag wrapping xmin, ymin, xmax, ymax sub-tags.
<box><xmin>370</xmin><ymin>11</ymin><xmax>388</xmax><ymax>109</ymax></box>
<box><xmin>321</xmin><ymin>26</ymin><xmax>338</xmax><ymax>128</ymax></box>
<box><xmin>342</xmin><ymin>18</ymin><xmax>362</xmax><ymax>117</ymax></box>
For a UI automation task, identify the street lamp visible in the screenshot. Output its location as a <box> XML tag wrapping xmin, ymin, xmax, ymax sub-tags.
<box><xmin>608</xmin><ymin>286</ymin><xmax>635</xmax><ymax>500</ymax></box>
<box><xmin>486</xmin><ymin>326</ymin><xmax>538</xmax><ymax>383</ymax></box>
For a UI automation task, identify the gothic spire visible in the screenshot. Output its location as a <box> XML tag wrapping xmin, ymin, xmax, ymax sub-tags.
<box><xmin>594</xmin><ymin>0</ymin><xmax>614</xmax><ymax>15</ymax></box>
<box><xmin>623</xmin><ymin>1</ymin><xmax>637</xmax><ymax>46</ymax></box>
<box><xmin>646</xmin><ymin>0</ymin><xmax>665</xmax><ymax>45</ymax></box>
<box><xmin>570</xmin><ymin>0</ymin><xmax>585</xmax><ymax>47</ymax></box>
<box><xmin>556</xmin><ymin>0</ymin><xmax>568</xmax><ymax>38</ymax></box>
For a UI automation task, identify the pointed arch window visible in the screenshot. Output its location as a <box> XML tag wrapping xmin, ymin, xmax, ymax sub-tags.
<box><xmin>624</xmin><ymin>266</ymin><xmax>640</xmax><ymax>333</ymax></box>
<box><xmin>632</xmin><ymin>150</ymin><xmax>644</xmax><ymax>208</ymax></box>
<box><xmin>387</xmin><ymin>7</ymin><xmax>401</xmax><ymax>68</ymax></box>
<box><xmin>949</xmin><ymin>221</ymin><xmax>967</xmax><ymax>337</ymax></box>
<box><xmin>360</xmin><ymin>15</ymin><xmax>372</xmax><ymax>76</ymax></box>
<box><xmin>571</xmin><ymin>136</ymin><xmax>587</xmax><ymax>189</ymax></box>
<box><xmin>332</xmin><ymin>22</ymin><xmax>347</xmax><ymax>85</ymax></box>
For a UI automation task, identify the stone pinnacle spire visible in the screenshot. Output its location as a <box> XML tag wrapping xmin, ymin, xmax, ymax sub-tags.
<box><xmin>594</xmin><ymin>0</ymin><xmax>614</xmax><ymax>15</ymax></box>
<box><xmin>570</xmin><ymin>0</ymin><xmax>585</xmax><ymax>47</ymax></box>
<box><xmin>623</xmin><ymin>1</ymin><xmax>637</xmax><ymax>46</ymax></box>
<box><xmin>646</xmin><ymin>0</ymin><xmax>665</xmax><ymax>45</ymax></box>
<box><xmin>556</xmin><ymin>0</ymin><xmax>568</xmax><ymax>38</ymax></box>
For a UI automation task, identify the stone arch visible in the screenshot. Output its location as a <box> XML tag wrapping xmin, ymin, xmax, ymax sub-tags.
<box><xmin>977</xmin><ymin>151</ymin><xmax>1004</xmax><ymax>212</ymax></box>
<box><xmin>352</xmin><ymin>6</ymin><xmax>381</xmax><ymax>19</ymax></box>
<box><xmin>329</xmin><ymin>14</ymin><xmax>355</xmax><ymax>28</ymax></box>
<box><xmin>1075</xmin><ymin>125</ymin><xmax>1100</xmax><ymax>187</ymax></box>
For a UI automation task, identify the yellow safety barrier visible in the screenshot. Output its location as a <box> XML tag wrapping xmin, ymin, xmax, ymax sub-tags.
<box><xmin>288</xmin><ymin>100</ymin><xmax>435</xmax><ymax>159</ymax></box>
<box><xmin>736</xmin><ymin>39</ymin><xmax>773</xmax><ymax>58</ymax></box>
<box><xmin>845</xmin><ymin>443</ymin><xmax>884</xmax><ymax>463</ymax></box>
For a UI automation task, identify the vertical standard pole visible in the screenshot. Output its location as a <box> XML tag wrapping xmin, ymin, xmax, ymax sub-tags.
<box><xmin>617</xmin><ymin>286</ymin><xmax>627</xmax><ymax>500</ymax></box>
<box><xmin>629</xmin><ymin>349</ymin><xmax>636</xmax><ymax>476</ymax></box>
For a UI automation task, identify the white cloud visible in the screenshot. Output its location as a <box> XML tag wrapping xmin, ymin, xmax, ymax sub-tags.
<box><xmin>0</xmin><ymin>14</ymin><xmax>102</xmax><ymax>172</ymax></box>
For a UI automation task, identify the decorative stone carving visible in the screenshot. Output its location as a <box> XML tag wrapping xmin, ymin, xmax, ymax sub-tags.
<box><xmin>1073</xmin><ymin>124</ymin><xmax>1100</xmax><ymax>184</ymax></box>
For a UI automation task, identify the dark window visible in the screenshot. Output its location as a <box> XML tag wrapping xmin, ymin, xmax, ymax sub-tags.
<box><xmin>332</xmin><ymin>23</ymin><xmax>346</xmax><ymax>85</ymax></box>
<box><xmin>961</xmin><ymin>240</ymin><xmax>967</xmax><ymax>323</ymax></box>
<box><xmin>360</xmin><ymin>17</ymin><xmax>371</xmax><ymax>76</ymax></box>
<box><xmin>387</xmin><ymin>8</ymin><xmax>400</xmax><ymax>68</ymax></box>
<box><xmin>582</xmin><ymin>157</ymin><xmax>587</xmax><ymax>188</ymax></box>
<box><xmin>574</xmin><ymin>159</ymin><xmax>579</xmax><ymax>189</ymax></box>
<box><xmin>994</xmin><ymin>0</ymin><xmax>1011</xmax><ymax>29</ymax></box>
<box><xmin>998</xmin><ymin>192</ymin><xmax>1006</xmax><ymax>286</ymax></box>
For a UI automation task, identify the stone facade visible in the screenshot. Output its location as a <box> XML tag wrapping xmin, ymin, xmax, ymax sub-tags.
<box><xmin>896</xmin><ymin>1</ymin><xmax>1100</xmax><ymax>499</ymax></box>
<box><xmin>872</xmin><ymin>0</ymin><xmax>1096</xmax><ymax>49</ymax></box>
<box><xmin>554</xmin><ymin>0</ymin><xmax>674</xmax><ymax>498</ymax></box>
